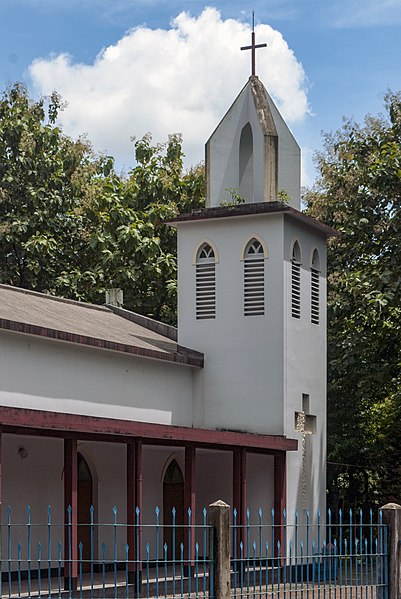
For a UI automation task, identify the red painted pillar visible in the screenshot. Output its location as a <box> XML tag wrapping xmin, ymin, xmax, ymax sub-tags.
<box><xmin>135</xmin><ymin>440</ymin><xmax>143</xmax><ymax>583</ymax></box>
<box><xmin>0</xmin><ymin>426</ymin><xmax>2</xmax><ymax>582</ymax></box>
<box><xmin>274</xmin><ymin>452</ymin><xmax>286</xmax><ymax>556</ymax></box>
<box><xmin>184</xmin><ymin>445</ymin><xmax>196</xmax><ymax>565</ymax></box>
<box><xmin>240</xmin><ymin>447</ymin><xmax>247</xmax><ymax>556</ymax></box>
<box><xmin>0</xmin><ymin>426</ymin><xmax>2</xmax><ymax>507</ymax></box>
<box><xmin>233</xmin><ymin>449</ymin><xmax>240</xmax><ymax>516</ymax></box>
<box><xmin>127</xmin><ymin>441</ymin><xmax>136</xmax><ymax>581</ymax></box>
<box><xmin>233</xmin><ymin>447</ymin><xmax>247</xmax><ymax>550</ymax></box>
<box><xmin>64</xmin><ymin>438</ymin><xmax>78</xmax><ymax>591</ymax></box>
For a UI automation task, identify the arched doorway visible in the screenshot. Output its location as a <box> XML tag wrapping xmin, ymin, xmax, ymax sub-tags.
<box><xmin>163</xmin><ymin>459</ymin><xmax>184</xmax><ymax>559</ymax></box>
<box><xmin>78</xmin><ymin>453</ymin><xmax>93</xmax><ymax>570</ymax></box>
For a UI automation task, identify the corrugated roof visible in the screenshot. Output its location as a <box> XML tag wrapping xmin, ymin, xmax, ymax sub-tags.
<box><xmin>0</xmin><ymin>285</ymin><xmax>203</xmax><ymax>367</ymax></box>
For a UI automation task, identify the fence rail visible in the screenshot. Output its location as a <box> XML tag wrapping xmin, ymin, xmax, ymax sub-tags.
<box><xmin>230</xmin><ymin>508</ymin><xmax>388</xmax><ymax>599</ymax></box>
<box><xmin>0</xmin><ymin>504</ymin><xmax>389</xmax><ymax>599</ymax></box>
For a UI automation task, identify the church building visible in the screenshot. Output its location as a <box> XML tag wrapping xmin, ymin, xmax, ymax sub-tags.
<box><xmin>0</xmin><ymin>37</ymin><xmax>336</xmax><ymax>579</ymax></box>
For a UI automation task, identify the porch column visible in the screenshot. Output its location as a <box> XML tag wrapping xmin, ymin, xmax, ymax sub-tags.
<box><xmin>135</xmin><ymin>440</ymin><xmax>143</xmax><ymax>585</ymax></box>
<box><xmin>274</xmin><ymin>452</ymin><xmax>286</xmax><ymax>555</ymax></box>
<box><xmin>0</xmin><ymin>426</ymin><xmax>2</xmax><ymax>508</ymax></box>
<box><xmin>127</xmin><ymin>441</ymin><xmax>136</xmax><ymax>581</ymax></box>
<box><xmin>0</xmin><ymin>427</ymin><xmax>2</xmax><ymax>581</ymax></box>
<box><xmin>185</xmin><ymin>445</ymin><xmax>196</xmax><ymax>565</ymax></box>
<box><xmin>233</xmin><ymin>447</ymin><xmax>247</xmax><ymax>548</ymax></box>
<box><xmin>64</xmin><ymin>437</ymin><xmax>78</xmax><ymax>591</ymax></box>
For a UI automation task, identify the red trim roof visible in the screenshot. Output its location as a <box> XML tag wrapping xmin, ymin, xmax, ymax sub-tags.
<box><xmin>0</xmin><ymin>285</ymin><xmax>203</xmax><ymax>368</ymax></box>
<box><xmin>0</xmin><ymin>406</ymin><xmax>298</xmax><ymax>453</ymax></box>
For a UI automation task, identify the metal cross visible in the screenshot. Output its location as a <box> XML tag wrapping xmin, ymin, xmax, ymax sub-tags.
<box><xmin>240</xmin><ymin>12</ymin><xmax>267</xmax><ymax>77</ymax></box>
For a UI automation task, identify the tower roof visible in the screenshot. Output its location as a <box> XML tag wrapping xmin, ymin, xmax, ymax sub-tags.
<box><xmin>206</xmin><ymin>76</ymin><xmax>301</xmax><ymax>210</ymax></box>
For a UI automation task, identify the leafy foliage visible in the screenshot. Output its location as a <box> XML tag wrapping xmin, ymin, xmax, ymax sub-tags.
<box><xmin>0</xmin><ymin>84</ymin><xmax>205</xmax><ymax>324</ymax></box>
<box><xmin>305</xmin><ymin>91</ymin><xmax>401</xmax><ymax>509</ymax></box>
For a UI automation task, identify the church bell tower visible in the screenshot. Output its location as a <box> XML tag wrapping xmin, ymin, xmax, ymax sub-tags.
<box><xmin>169</xmin><ymin>29</ymin><xmax>336</xmax><ymax>517</ymax></box>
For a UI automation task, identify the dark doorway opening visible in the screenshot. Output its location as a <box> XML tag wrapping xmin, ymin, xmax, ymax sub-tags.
<box><xmin>78</xmin><ymin>453</ymin><xmax>93</xmax><ymax>571</ymax></box>
<box><xmin>163</xmin><ymin>459</ymin><xmax>184</xmax><ymax>560</ymax></box>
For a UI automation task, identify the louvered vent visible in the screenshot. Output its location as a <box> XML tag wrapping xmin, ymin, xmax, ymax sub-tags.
<box><xmin>196</xmin><ymin>244</ymin><xmax>216</xmax><ymax>320</ymax></box>
<box><xmin>244</xmin><ymin>239</ymin><xmax>265</xmax><ymax>316</ymax></box>
<box><xmin>310</xmin><ymin>268</ymin><xmax>319</xmax><ymax>324</ymax></box>
<box><xmin>291</xmin><ymin>261</ymin><xmax>301</xmax><ymax>318</ymax></box>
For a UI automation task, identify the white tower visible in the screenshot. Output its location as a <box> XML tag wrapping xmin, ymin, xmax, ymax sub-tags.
<box><xmin>169</xmin><ymin>60</ymin><xmax>336</xmax><ymax>517</ymax></box>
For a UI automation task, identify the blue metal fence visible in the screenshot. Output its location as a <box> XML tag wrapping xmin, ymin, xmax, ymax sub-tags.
<box><xmin>1</xmin><ymin>505</ymin><xmax>213</xmax><ymax>599</ymax></box>
<box><xmin>0</xmin><ymin>505</ymin><xmax>388</xmax><ymax>599</ymax></box>
<box><xmin>231</xmin><ymin>507</ymin><xmax>388</xmax><ymax>599</ymax></box>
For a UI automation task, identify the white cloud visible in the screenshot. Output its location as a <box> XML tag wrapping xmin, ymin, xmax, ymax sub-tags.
<box><xmin>28</xmin><ymin>7</ymin><xmax>309</xmax><ymax>169</ymax></box>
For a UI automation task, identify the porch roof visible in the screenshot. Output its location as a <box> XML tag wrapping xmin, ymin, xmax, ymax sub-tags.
<box><xmin>0</xmin><ymin>285</ymin><xmax>203</xmax><ymax>368</ymax></box>
<box><xmin>0</xmin><ymin>406</ymin><xmax>298</xmax><ymax>453</ymax></box>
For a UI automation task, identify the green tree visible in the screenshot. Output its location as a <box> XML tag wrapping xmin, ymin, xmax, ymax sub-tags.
<box><xmin>306</xmin><ymin>91</ymin><xmax>401</xmax><ymax>509</ymax></box>
<box><xmin>0</xmin><ymin>84</ymin><xmax>205</xmax><ymax>324</ymax></box>
<box><xmin>0</xmin><ymin>83</ymin><xmax>101</xmax><ymax>291</ymax></box>
<box><xmin>76</xmin><ymin>134</ymin><xmax>205</xmax><ymax>323</ymax></box>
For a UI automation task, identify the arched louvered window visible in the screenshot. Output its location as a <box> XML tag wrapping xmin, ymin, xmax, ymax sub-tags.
<box><xmin>310</xmin><ymin>249</ymin><xmax>320</xmax><ymax>325</ymax></box>
<box><xmin>243</xmin><ymin>238</ymin><xmax>266</xmax><ymax>316</ymax></box>
<box><xmin>196</xmin><ymin>243</ymin><xmax>216</xmax><ymax>320</ymax></box>
<box><xmin>291</xmin><ymin>241</ymin><xmax>301</xmax><ymax>319</ymax></box>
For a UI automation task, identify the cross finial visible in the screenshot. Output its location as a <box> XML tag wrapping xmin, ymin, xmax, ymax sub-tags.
<box><xmin>240</xmin><ymin>11</ymin><xmax>267</xmax><ymax>77</ymax></box>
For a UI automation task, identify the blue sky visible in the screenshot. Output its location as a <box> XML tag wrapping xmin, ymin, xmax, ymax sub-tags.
<box><xmin>1</xmin><ymin>0</ymin><xmax>400</xmax><ymax>185</ymax></box>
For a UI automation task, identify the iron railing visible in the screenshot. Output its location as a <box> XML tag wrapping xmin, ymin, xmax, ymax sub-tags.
<box><xmin>231</xmin><ymin>507</ymin><xmax>388</xmax><ymax>599</ymax></box>
<box><xmin>1</xmin><ymin>505</ymin><xmax>213</xmax><ymax>599</ymax></box>
<box><xmin>0</xmin><ymin>505</ymin><xmax>388</xmax><ymax>599</ymax></box>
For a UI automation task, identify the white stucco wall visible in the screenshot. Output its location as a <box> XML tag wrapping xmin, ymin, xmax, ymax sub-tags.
<box><xmin>283</xmin><ymin>219</ymin><xmax>327</xmax><ymax>521</ymax></box>
<box><xmin>178</xmin><ymin>214</ymin><xmax>285</xmax><ymax>435</ymax></box>
<box><xmin>246</xmin><ymin>453</ymin><xmax>275</xmax><ymax>522</ymax></box>
<box><xmin>2</xmin><ymin>434</ymin><xmax>65</xmax><ymax>565</ymax></box>
<box><xmin>0</xmin><ymin>331</ymin><xmax>194</xmax><ymax>427</ymax></box>
<box><xmin>176</xmin><ymin>211</ymin><xmax>327</xmax><ymax>517</ymax></box>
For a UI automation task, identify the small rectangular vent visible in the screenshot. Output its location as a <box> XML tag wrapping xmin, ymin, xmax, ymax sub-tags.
<box><xmin>311</xmin><ymin>267</ymin><xmax>319</xmax><ymax>325</ymax></box>
<box><xmin>291</xmin><ymin>261</ymin><xmax>301</xmax><ymax>319</ymax></box>
<box><xmin>244</xmin><ymin>258</ymin><xmax>265</xmax><ymax>316</ymax></box>
<box><xmin>196</xmin><ymin>263</ymin><xmax>216</xmax><ymax>319</ymax></box>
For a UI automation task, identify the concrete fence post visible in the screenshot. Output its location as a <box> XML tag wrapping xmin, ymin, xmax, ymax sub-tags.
<box><xmin>208</xmin><ymin>500</ymin><xmax>231</xmax><ymax>599</ymax></box>
<box><xmin>381</xmin><ymin>503</ymin><xmax>401</xmax><ymax>599</ymax></box>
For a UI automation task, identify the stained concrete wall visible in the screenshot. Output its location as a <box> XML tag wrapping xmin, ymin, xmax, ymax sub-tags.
<box><xmin>206</xmin><ymin>78</ymin><xmax>300</xmax><ymax>209</ymax></box>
